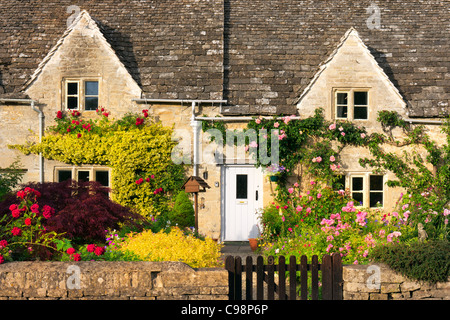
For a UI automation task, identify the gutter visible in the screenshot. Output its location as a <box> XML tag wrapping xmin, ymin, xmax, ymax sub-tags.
<box><xmin>0</xmin><ymin>98</ymin><xmax>44</xmax><ymax>183</ymax></box>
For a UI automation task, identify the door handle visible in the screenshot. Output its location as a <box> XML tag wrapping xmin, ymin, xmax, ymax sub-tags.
<box><xmin>255</xmin><ymin>190</ymin><xmax>258</xmax><ymax>201</ymax></box>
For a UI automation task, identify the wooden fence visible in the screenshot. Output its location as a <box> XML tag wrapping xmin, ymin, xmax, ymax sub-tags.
<box><xmin>225</xmin><ymin>253</ymin><xmax>343</xmax><ymax>300</ymax></box>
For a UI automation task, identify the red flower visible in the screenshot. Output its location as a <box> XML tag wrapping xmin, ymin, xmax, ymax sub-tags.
<box><xmin>135</xmin><ymin>117</ymin><xmax>144</xmax><ymax>126</ymax></box>
<box><xmin>67</xmin><ymin>127</ymin><xmax>71</xmax><ymax>133</ymax></box>
<box><xmin>9</xmin><ymin>204</ymin><xmax>18</xmax><ymax>211</ymax></box>
<box><xmin>24</xmin><ymin>218</ymin><xmax>32</xmax><ymax>226</ymax></box>
<box><xmin>86</xmin><ymin>244</ymin><xmax>96</xmax><ymax>253</ymax></box>
<box><xmin>42</xmin><ymin>205</ymin><xmax>54</xmax><ymax>219</ymax></box>
<box><xmin>56</xmin><ymin>111</ymin><xmax>63</xmax><ymax>119</ymax></box>
<box><xmin>94</xmin><ymin>246</ymin><xmax>105</xmax><ymax>256</ymax></box>
<box><xmin>66</xmin><ymin>247</ymin><xmax>76</xmax><ymax>255</ymax></box>
<box><xmin>73</xmin><ymin>253</ymin><xmax>81</xmax><ymax>261</ymax></box>
<box><xmin>0</xmin><ymin>239</ymin><xmax>8</xmax><ymax>249</ymax></box>
<box><xmin>11</xmin><ymin>209</ymin><xmax>21</xmax><ymax>218</ymax></box>
<box><xmin>0</xmin><ymin>255</ymin><xmax>4</xmax><ymax>264</ymax></box>
<box><xmin>136</xmin><ymin>178</ymin><xmax>144</xmax><ymax>185</ymax></box>
<box><xmin>30</xmin><ymin>203</ymin><xmax>39</xmax><ymax>214</ymax></box>
<box><xmin>77</xmin><ymin>133</ymin><xmax>82</xmax><ymax>138</ymax></box>
<box><xmin>142</xmin><ymin>109</ymin><xmax>149</xmax><ymax>118</ymax></box>
<box><xmin>11</xmin><ymin>227</ymin><xmax>22</xmax><ymax>236</ymax></box>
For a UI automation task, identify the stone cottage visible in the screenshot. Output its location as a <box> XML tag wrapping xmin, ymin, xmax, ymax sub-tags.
<box><xmin>0</xmin><ymin>0</ymin><xmax>449</xmax><ymax>241</ymax></box>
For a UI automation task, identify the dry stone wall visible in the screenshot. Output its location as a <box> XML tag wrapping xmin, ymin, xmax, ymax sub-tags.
<box><xmin>0</xmin><ymin>261</ymin><xmax>228</xmax><ymax>300</ymax></box>
<box><xmin>343</xmin><ymin>263</ymin><xmax>450</xmax><ymax>300</ymax></box>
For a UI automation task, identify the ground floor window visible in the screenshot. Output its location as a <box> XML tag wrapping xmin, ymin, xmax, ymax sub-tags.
<box><xmin>333</xmin><ymin>173</ymin><xmax>384</xmax><ymax>208</ymax></box>
<box><xmin>55</xmin><ymin>166</ymin><xmax>110</xmax><ymax>187</ymax></box>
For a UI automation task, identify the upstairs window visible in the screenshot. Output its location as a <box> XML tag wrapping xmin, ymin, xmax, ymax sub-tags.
<box><xmin>334</xmin><ymin>89</ymin><xmax>369</xmax><ymax>121</ymax></box>
<box><xmin>64</xmin><ymin>79</ymin><xmax>99</xmax><ymax>111</ymax></box>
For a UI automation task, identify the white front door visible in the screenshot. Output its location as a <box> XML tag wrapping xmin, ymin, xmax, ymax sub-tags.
<box><xmin>223</xmin><ymin>165</ymin><xmax>263</xmax><ymax>241</ymax></box>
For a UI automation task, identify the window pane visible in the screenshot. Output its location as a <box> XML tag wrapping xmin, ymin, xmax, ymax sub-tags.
<box><xmin>352</xmin><ymin>177</ymin><xmax>363</xmax><ymax>191</ymax></box>
<box><xmin>78</xmin><ymin>171</ymin><xmax>90</xmax><ymax>182</ymax></box>
<box><xmin>85</xmin><ymin>81</ymin><xmax>98</xmax><ymax>96</ymax></box>
<box><xmin>67</xmin><ymin>96</ymin><xmax>78</xmax><ymax>109</ymax></box>
<box><xmin>370</xmin><ymin>192</ymin><xmax>383</xmax><ymax>207</ymax></box>
<box><xmin>95</xmin><ymin>170</ymin><xmax>109</xmax><ymax>187</ymax></box>
<box><xmin>67</xmin><ymin>82</ymin><xmax>78</xmax><ymax>95</ymax></box>
<box><xmin>337</xmin><ymin>92</ymin><xmax>348</xmax><ymax>105</ymax></box>
<box><xmin>354</xmin><ymin>92</ymin><xmax>368</xmax><ymax>105</ymax></box>
<box><xmin>354</xmin><ymin>106</ymin><xmax>368</xmax><ymax>120</ymax></box>
<box><xmin>236</xmin><ymin>174</ymin><xmax>248</xmax><ymax>199</ymax></box>
<box><xmin>337</xmin><ymin>106</ymin><xmax>348</xmax><ymax>118</ymax></box>
<box><xmin>58</xmin><ymin>170</ymin><xmax>72</xmax><ymax>182</ymax></box>
<box><xmin>353</xmin><ymin>192</ymin><xmax>363</xmax><ymax>206</ymax></box>
<box><xmin>85</xmin><ymin>97</ymin><xmax>98</xmax><ymax>110</ymax></box>
<box><xmin>370</xmin><ymin>175</ymin><xmax>383</xmax><ymax>191</ymax></box>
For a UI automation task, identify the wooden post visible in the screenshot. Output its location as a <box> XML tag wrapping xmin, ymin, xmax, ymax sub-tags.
<box><xmin>194</xmin><ymin>192</ymin><xmax>198</xmax><ymax>231</ymax></box>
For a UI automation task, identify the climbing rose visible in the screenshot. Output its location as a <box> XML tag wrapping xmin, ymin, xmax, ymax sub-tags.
<box><xmin>24</xmin><ymin>218</ymin><xmax>32</xmax><ymax>226</ymax></box>
<box><xmin>66</xmin><ymin>247</ymin><xmax>76</xmax><ymax>255</ymax></box>
<box><xmin>56</xmin><ymin>111</ymin><xmax>63</xmax><ymax>119</ymax></box>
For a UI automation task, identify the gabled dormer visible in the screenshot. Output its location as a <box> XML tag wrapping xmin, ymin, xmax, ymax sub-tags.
<box><xmin>24</xmin><ymin>10</ymin><xmax>141</xmax><ymax>117</ymax></box>
<box><xmin>296</xmin><ymin>28</ymin><xmax>407</xmax><ymax>127</ymax></box>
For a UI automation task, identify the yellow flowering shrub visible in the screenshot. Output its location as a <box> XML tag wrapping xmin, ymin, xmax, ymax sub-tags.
<box><xmin>120</xmin><ymin>227</ymin><xmax>223</xmax><ymax>268</ymax></box>
<box><xmin>9</xmin><ymin>110</ymin><xmax>186</xmax><ymax>218</ymax></box>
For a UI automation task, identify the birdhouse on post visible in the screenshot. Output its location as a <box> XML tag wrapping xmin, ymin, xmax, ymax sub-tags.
<box><xmin>182</xmin><ymin>176</ymin><xmax>210</xmax><ymax>231</ymax></box>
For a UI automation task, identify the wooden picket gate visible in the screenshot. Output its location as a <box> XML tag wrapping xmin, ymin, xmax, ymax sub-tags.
<box><xmin>225</xmin><ymin>253</ymin><xmax>343</xmax><ymax>300</ymax></box>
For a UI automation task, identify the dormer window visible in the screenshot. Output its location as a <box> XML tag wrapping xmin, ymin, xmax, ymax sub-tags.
<box><xmin>334</xmin><ymin>89</ymin><xmax>369</xmax><ymax>120</ymax></box>
<box><xmin>64</xmin><ymin>79</ymin><xmax>99</xmax><ymax>111</ymax></box>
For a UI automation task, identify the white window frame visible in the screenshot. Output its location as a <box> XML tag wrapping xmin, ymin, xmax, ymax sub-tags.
<box><xmin>340</xmin><ymin>173</ymin><xmax>385</xmax><ymax>208</ymax></box>
<box><xmin>333</xmin><ymin>88</ymin><xmax>370</xmax><ymax>121</ymax></box>
<box><xmin>54</xmin><ymin>166</ymin><xmax>111</xmax><ymax>188</ymax></box>
<box><xmin>65</xmin><ymin>80</ymin><xmax>80</xmax><ymax>110</ymax></box>
<box><xmin>63</xmin><ymin>78</ymin><xmax>100</xmax><ymax>111</ymax></box>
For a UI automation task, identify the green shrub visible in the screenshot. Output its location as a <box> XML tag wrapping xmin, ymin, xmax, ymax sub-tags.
<box><xmin>370</xmin><ymin>240</ymin><xmax>450</xmax><ymax>283</ymax></box>
<box><xmin>168</xmin><ymin>191</ymin><xmax>195</xmax><ymax>229</ymax></box>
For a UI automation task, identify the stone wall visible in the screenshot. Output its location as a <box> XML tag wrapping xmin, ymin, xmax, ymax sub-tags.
<box><xmin>0</xmin><ymin>261</ymin><xmax>228</xmax><ymax>300</ymax></box>
<box><xmin>343</xmin><ymin>263</ymin><xmax>450</xmax><ymax>300</ymax></box>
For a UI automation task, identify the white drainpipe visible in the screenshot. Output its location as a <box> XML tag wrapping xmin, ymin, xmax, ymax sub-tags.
<box><xmin>190</xmin><ymin>101</ymin><xmax>201</xmax><ymax>177</ymax></box>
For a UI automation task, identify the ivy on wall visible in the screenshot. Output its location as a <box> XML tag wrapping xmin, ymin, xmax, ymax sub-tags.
<box><xmin>9</xmin><ymin>109</ymin><xmax>186</xmax><ymax>218</ymax></box>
